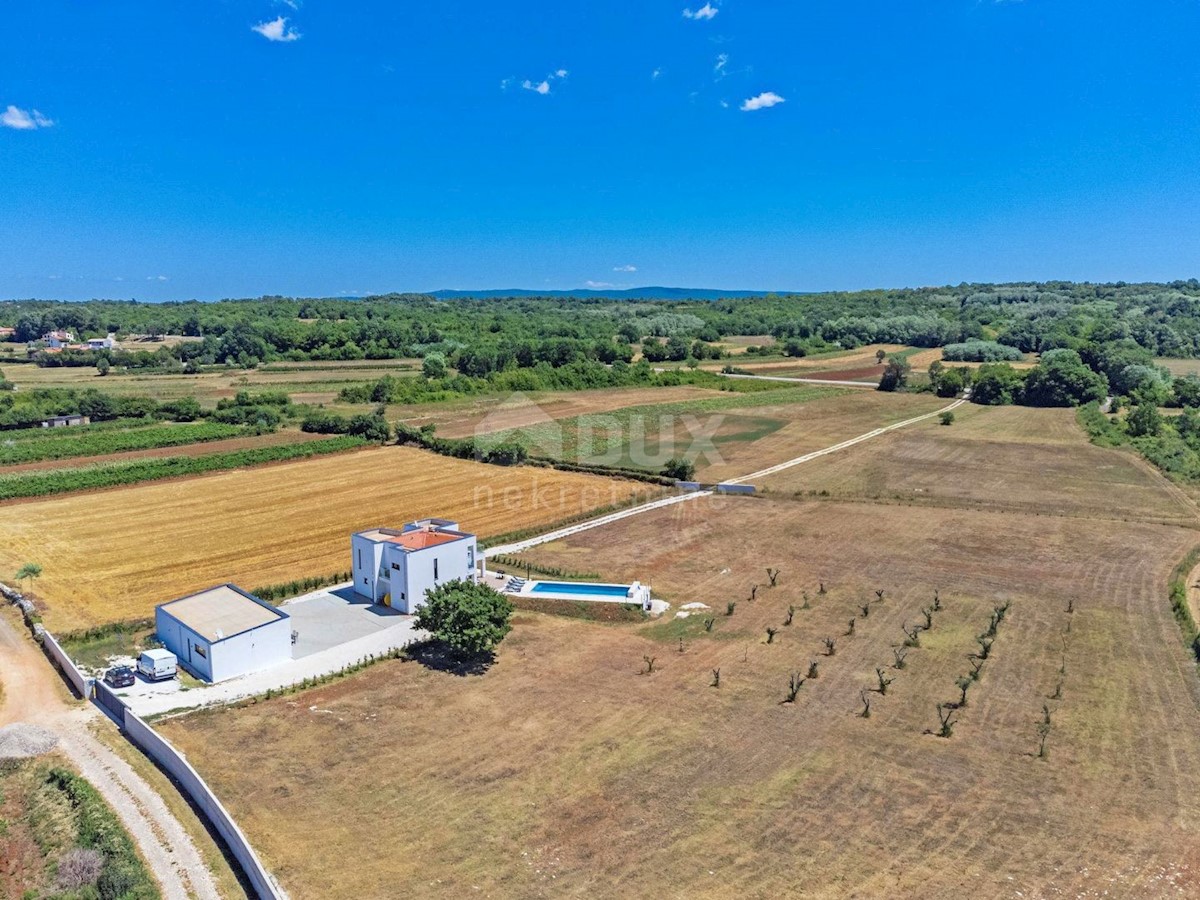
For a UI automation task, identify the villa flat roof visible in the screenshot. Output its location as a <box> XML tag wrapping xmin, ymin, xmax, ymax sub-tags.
<box><xmin>357</xmin><ymin>528</ymin><xmax>402</xmax><ymax>542</ymax></box>
<box><xmin>158</xmin><ymin>585</ymin><xmax>286</xmax><ymax>643</ymax></box>
<box><xmin>386</xmin><ymin>531</ymin><xmax>463</xmax><ymax>551</ymax></box>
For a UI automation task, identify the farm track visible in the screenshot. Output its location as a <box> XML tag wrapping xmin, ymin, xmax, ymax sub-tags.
<box><xmin>485</xmin><ymin>398</ymin><xmax>966</xmax><ymax>557</ymax></box>
<box><xmin>0</xmin><ymin>612</ymin><xmax>222</xmax><ymax>900</ymax></box>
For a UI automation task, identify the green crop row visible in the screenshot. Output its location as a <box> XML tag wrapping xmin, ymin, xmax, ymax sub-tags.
<box><xmin>0</xmin><ymin>434</ymin><xmax>368</xmax><ymax>501</ymax></box>
<box><xmin>0</xmin><ymin>422</ymin><xmax>245</xmax><ymax>464</ymax></box>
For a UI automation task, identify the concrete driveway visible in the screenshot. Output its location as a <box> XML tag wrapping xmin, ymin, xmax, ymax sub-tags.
<box><xmin>287</xmin><ymin>586</ymin><xmax>404</xmax><ymax>658</ymax></box>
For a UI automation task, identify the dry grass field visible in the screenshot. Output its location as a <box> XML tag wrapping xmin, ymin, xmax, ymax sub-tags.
<box><xmin>0</xmin><ymin>447</ymin><xmax>658</xmax><ymax>632</ymax></box>
<box><xmin>759</xmin><ymin>405</ymin><xmax>1198</xmax><ymax>526</ymax></box>
<box><xmin>395</xmin><ymin>385</ymin><xmax>728</xmax><ymax>439</ymax></box>
<box><xmin>157</xmin><ymin>401</ymin><xmax>1200</xmax><ymax>898</ymax></box>
<box><xmin>1</xmin><ymin>357</ymin><xmax>419</xmax><ymax>408</ymax></box>
<box><xmin>697</xmin><ymin>391</ymin><xmax>947</xmax><ymax>482</ymax></box>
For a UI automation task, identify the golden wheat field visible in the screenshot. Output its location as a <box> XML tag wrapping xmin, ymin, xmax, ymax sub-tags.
<box><xmin>0</xmin><ymin>447</ymin><xmax>659</xmax><ymax>632</ymax></box>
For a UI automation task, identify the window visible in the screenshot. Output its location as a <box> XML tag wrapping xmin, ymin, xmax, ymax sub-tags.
<box><xmin>193</xmin><ymin>643</ymin><xmax>207</xmax><ymax>659</ymax></box>
<box><xmin>357</xmin><ymin>548</ymin><xmax>362</xmax><ymax>568</ymax></box>
<box><xmin>434</xmin><ymin>559</ymin><xmax>439</xmax><ymax>580</ymax></box>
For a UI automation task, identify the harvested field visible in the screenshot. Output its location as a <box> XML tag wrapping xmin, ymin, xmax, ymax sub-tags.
<box><xmin>161</xmin><ymin>487</ymin><xmax>1200</xmax><ymax>898</ymax></box>
<box><xmin>0</xmin><ymin>447</ymin><xmax>659</xmax><ymax>632</ymax></box>
<box><xmin>697</xmin><ymin>391</ymin><xmax>947</xmax><ymax>482</ymax></box>
<box><xmin>472</xmin><ymin>386</ymin><xmax>844</xmax><ymax>472</ymax></box>
<box><xmin>398</xmin><ymin>385</ymin><xmax>727</xmax><ymax>439</ymax></box>
<box><xmin>2</xmin><ymin>357</ymin><xmax>419</xmax><ymax>407</ymax></box>
<box><xmin>1158</xmin><ymin>357</ymin><xmax>1200</xmax><ymax>377</ymax></box>
<box><xmin>797</xmin><ymin>364</ymin><xmax>886</xmax><ymax>382</ymax></box>
<box><xmin>759</xmin><ymin>406</ymin><xmax>1197</xmax><ymax>525</ymax></box>
<box><xmin>0</xmin><ymin>429</ymin><xmax>329</xmax><ymax>474</ymax></box>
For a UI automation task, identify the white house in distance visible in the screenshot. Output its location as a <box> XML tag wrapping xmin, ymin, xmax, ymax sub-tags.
<box><xmin>155</xmin><ymin>584</ymin><xmax>292</xmax><ymax>683</ymax></box>
<box><xmin>352</xmin><ymin>519</ymin><xmax>479</xmax><ymax>614</ymax></box>
<box><xmin>40</xmin><ymin>329</ymin><xmax>75</xmax><ymax>348</ymax></box>
<box><xmin>86</xmin><ymin>334</ymin><xmax>118</xmax><ymax>350</ymax></box>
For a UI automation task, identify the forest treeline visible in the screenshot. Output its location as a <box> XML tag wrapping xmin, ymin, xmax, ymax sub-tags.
<box><xmin>5</xmin><ymin>281</ymin><xmax>1200</xmax><ymax>370</ymax></box>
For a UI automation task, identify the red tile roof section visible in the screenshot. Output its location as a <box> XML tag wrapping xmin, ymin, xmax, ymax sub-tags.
<box><xmin>387</xmin><ymin>530</ymin><xmax>462</xmax><ymax>551</ymax></box>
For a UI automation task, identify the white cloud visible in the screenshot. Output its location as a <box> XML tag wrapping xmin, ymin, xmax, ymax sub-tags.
<box><xmin>740</xmin><ymin>91</ymin><xmax>785</xmax><ymax>111</ymax></box>
<box><xmin>147</xmin><ymin>275</ymin><xmax>169</xmax><ymax>282</ymax></box>
<box><xmin>683</xmin><ymin>3</ymin><xmax>719</xmax><ymax>20</ymax></box>
<box><xmin>519</xmin><ymin>69</ymin><xmax>568</xmax><ymax>96</ymax></box>
<box><xmin>613</xmin><ymin>265</ymin><xmax>638</xmax><ymax>273</ymax></box>
<box><xmin>714</xmin><ymin>53</ymin><xmax>728</xmax><ymax>78</ymax></box>
<box><xmin>2</xmin><ymin>105</ymin><xmax>53</xmax><ymax>130</ymax></box>
<box><xmin>586</xmin><ymin>281</ymin><xmax>616</xmax><ymax>289</ymax></box>
<box><xmin>252</xmin><ymin>16</ymin><xmax>301</xmax><ymax>42</ymax></box>
<box><xmin>651</xmin><ymin>68</ymin><xmax>662</xmax><ymax>80</ymax></box>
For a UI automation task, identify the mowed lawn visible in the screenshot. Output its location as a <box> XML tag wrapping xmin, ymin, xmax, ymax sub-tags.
<box><xmin>0</xmin><ymin>447</ymin><xmax>658</xmax><ymax>632</ymax></box>
<box><xmin>160</xmin><ymin>404</ymin><xmax>1200</xmax><ymax>898</ymax></box>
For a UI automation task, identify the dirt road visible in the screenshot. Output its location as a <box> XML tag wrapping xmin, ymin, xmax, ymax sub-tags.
<box><xmin>0</xmin><ymin>612</ymin><xmax>223</xmax><ymax>900</ymax></box>
<box><xmin>485</xmin><ymin>398</ymin><xmax>966</xmax><ymax>558</ymax></box>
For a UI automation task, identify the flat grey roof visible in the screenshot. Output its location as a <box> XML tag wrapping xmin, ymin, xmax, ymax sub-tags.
<box><xmin>158</xmin><ymin>585</ymin><xmax>287</xmax><ymax>643</ymax></box>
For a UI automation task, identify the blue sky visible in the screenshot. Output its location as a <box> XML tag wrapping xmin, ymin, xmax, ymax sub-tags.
<box><xmin>2</xmin><ymin>0</ymin><xmax>1199</xmax><ymax>300</ymax></box>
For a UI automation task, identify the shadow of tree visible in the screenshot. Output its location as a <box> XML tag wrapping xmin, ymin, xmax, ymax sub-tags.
<box><xmin>405</xmin><ymin>639</ymin><xmax>494</xmax><ymax>677</ymax></box>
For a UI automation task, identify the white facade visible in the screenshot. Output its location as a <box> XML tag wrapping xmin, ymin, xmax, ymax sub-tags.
<box><xmin>352</xmin><ymin>519</ymin><xmax>479</xmax><ymax>614</ymax></box>
<box><xmin>41</xmin><ymin>330</ymin><xmax>74</xmax><ymax>348</ymax></box>
<box><xmin>155</xmin><ymin>584</ymin><xmax>292</xmax><ymax>683</ymax></box>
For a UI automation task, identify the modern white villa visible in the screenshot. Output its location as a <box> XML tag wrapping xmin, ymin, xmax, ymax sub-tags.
<box><xmin>351</xmin><ymin>519</ymin><xmax>479</xmax><ymax>614</ymax></box>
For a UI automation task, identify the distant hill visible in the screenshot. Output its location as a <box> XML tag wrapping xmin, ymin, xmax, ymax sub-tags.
<box><xmin>425</xmin><ymin>286</ymin><xmax>794</xmax><ymax>301</ymax></box>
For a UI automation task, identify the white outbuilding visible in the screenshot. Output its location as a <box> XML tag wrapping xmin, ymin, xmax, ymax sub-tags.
<box><xmin>351</xmin><ymin>518</ymin><xmax>479</xmax><ymax>614</ymax></box>
<box><xmin>155</xmin><ymin>584</ymin><xmax>292</xmax><ymax>683</ymax></box>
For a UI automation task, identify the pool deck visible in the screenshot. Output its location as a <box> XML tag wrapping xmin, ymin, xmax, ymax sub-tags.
<box><xmin>483</xmin><ymin>570</ymin><xmax>669</xmax><ymax>615</ymax></box>
<box><xmin>522</xmin><ymin>581</ymin><xmax>636</xmax><ymax>604</ymax></box>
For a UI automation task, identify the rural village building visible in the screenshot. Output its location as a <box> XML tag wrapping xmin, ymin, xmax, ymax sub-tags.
<box><xmin>352</xmin><ymin>519</ymin><xmax>479</xmax><ymax>614</ymax></box>
<box><xmin>155</xmin><ymin>584</ymin><xmax>292</xmax><ymax>683</ymax></box>
<box><xmin>40</xmin><ymin>329</ymin><xmax>75</xmax><ymax>348</ymax></box>
<box><xmin>41</xmin><ymin>414</ymin><xmax>90</xmax><ymax>428</ymax></box>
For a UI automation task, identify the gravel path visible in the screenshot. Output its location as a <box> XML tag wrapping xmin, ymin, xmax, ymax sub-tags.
<box><xmin>0</xmin><ymin>612</ymin><xmax>223</xmax><ymax>900</ymax></box>
<box><xmin>0</xmin><ymin>722</ymin><xmax>58</xmax><ymax>758</ymax></box>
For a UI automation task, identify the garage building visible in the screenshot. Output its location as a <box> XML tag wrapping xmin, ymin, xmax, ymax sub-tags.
<box><xmin>155</xmin><ymin>584</ymin><xmax>292</xmax><ymax>683</ymax></box>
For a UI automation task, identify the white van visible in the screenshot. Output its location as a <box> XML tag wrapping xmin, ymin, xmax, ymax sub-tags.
<box><xmin>137</xmin><ymin>648</ymin><xmax>178</xmax><ymax>681</ymax></box>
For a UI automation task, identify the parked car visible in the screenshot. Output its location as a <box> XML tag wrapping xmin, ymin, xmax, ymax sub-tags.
<box><xmin>103</xmin><ymin>666</ymin><xmax>135</xmax><ymax>688</ymax></box>
<box><xmin>136</xmin><ymin>648</ymin><xmax>177</xmax><ymax>682</ymax></box>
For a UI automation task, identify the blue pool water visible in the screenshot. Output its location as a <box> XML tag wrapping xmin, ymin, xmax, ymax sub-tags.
<box><xmin>530</xmin><ymin>581</ymin><xmax>630</xmax><ymax>598</ymax></box>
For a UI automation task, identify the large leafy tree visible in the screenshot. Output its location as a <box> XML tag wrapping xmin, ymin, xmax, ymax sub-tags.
<box><xmin>1022</xmin><ymin>349</ymin><xmax>1109</xmax><ymax>407</ymax></box>
<box><xmin>877</xmin><ymin>356</ymin><xmax>911</xmax><ymax>393</ymax></box>
<box><xmin>970</xmin><ymin>364</ymin><xmax>1027</xmax><ymax>405</ymax></box>
<box><xmin>415</xmin><ymin>580</ymin><xmax>514</xmax><ymax>657</ymax></box>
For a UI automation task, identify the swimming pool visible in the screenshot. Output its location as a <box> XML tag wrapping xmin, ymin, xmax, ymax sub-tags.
<box><xmin>529</xmin><ymin>581</ymin><xmax>631</xmax><ymax>599</ymax></box>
